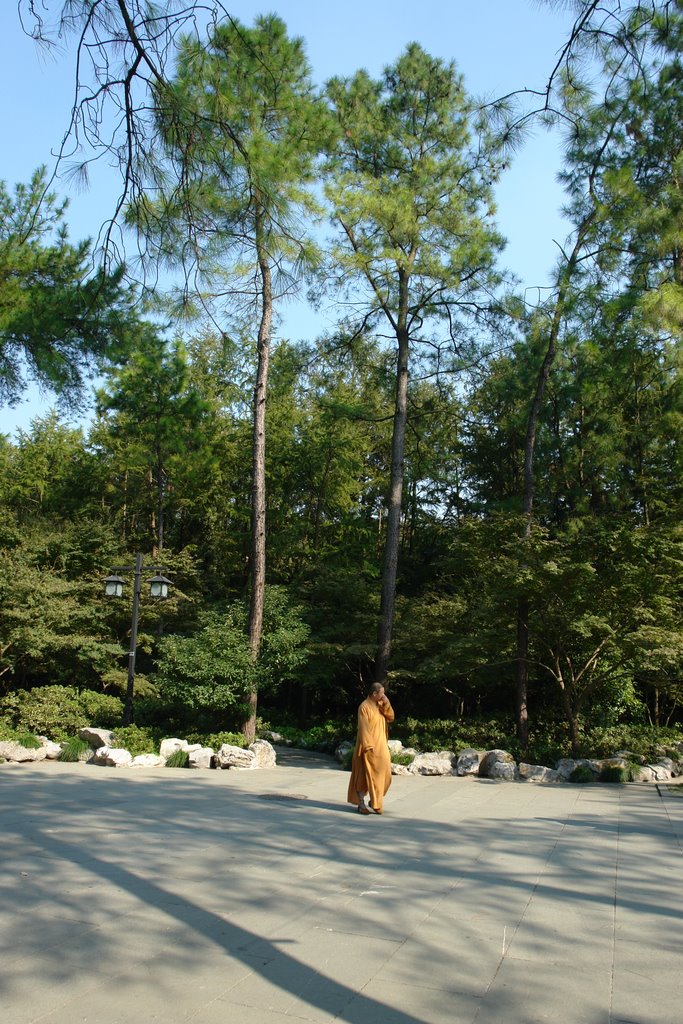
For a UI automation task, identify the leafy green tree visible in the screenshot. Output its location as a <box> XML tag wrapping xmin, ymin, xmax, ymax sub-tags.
<box><xmin>153</xmin><ymin>587</ymin><xmax>311</xmax><ymax>732</ymax></box>
<box><xmin>325</xmin><ymin>43</ymin><xmax>504</xmax><ymax>684</ymax></box>
<box><xmin>93</xmin><ymin>328</ymin><xmax>213</xmax><ymax>553</ymax></box>
<box><xmin>0</xmin><ymin>169</ymin><xmax>138</xmax><ymax>407</ymax></box>
<box><xmin>135</xmin><ymin>14</ymin><xmax>330</xmax><ymax>740</ymax></box>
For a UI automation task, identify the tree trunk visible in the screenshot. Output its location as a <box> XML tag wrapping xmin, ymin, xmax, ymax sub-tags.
<box><xmin>243</xmin><ymin>205</ymin><xmax>272</xmax><ymax>744</ymax></box>
<box><xmin>375</xmin><ymin>311</ymin><xmax>409</xmax><ymax>684</ymax></box>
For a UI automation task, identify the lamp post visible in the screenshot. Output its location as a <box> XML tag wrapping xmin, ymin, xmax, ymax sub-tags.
<box><xmin>104</xmin><ymin>553</ymin><xmax>171</xmax><ymax>725</ymax></box>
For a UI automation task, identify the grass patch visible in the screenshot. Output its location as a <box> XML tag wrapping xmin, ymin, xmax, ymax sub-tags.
<box><xmin>569</xmin><ymin>764</ymin><xmax>595</xmax><ymax>784</ymax></box>
<box><xmin>165</xmin><ymin>749</ymin><xmax>190</xmax><ymax>768</ymax></box>
<box><xmin>58</xmin><ymin>737</ymin><xmax>91</xmax><ymax>762</ymax></box>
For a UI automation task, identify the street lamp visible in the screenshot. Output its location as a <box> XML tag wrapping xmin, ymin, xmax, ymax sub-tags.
<box><xmin>104</xmin><ymin>553</ymin><xmax>172</xmax><ymax>725</ymax></box>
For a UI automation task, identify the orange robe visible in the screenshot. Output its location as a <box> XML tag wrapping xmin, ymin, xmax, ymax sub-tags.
<box><xmin>347</xmin><ymin>696</ymin><xmax>395</xmax><ymax>813</ymax></box>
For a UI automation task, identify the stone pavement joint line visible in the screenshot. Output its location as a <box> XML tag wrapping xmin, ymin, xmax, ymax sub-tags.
<box><xmin>0</xmin><ymin>759</ymin><xmax>681</xmax><ymax>1024</ymax></box>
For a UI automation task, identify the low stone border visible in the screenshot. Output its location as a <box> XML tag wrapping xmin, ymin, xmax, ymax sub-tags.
<box><xmin>336</xmin><ymin>739</ymin><xmax>683</xmax><ymax>783</ymax></box>
<box><xmin>3</xmin><ymin>730</ymin><xmax>682</xmax><ymax>784</ymax></box>
<box><xmin>0</xmin><ymin>729</ymin><xmax>277</xmax><ymax>771</ymax></box>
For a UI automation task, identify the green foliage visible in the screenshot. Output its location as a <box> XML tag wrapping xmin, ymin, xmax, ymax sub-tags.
<box><xmin>112</xmin><ymin>724</ymin><xmax>158</xmax><ymax>758</ymax></box>
<box><xmin>185</xmin><ymin>731</ymin><xmax>246</xmax><ymax>750</ymax></box>
<box><xmin>0</xmin><ymin>168</ymin><xmax>140</xmax><ymax>407</ymax></box>
<box><xmin>14</xmin><ymin>732</ymin><xmax>42</xmax><ymax>749</ymax></box>
<box><xmin>581</xmin><ymin>724</ymin><xmax>683</xmax><ymax>761</ymax></box>
<box><xmin>153</xmin><ymin>588</ymin><xmax>311</xmax><ymax>728</ymax></box>
<box><xmin>598</xmin><ymin>765</ymin><xmax>629</xmax><ymax>784</ymax></box>
<box><xmin>391</xmin><ymin>752</ymin><xmax>415</xmax><ymax>766</ymax></box>
<box><xmin>58</xmin><ymin>737</ymin><xmax>91</xmax><ymax>762</ymax></box>
<box><xmin>0</xmin><ymin>686</ymin><xmax>122</xmax><ymax>741</ymax></box>
<box><xmin>165</xmin><ymin>748</ymin><xmax>190</xmax><ymax>768</ymax></box>
<box><xmin>569</xmin><ymin>765</ymin><xmax>595</xmax><ymax>784</ymax></box>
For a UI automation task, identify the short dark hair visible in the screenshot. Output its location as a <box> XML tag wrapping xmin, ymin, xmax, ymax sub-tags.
<box><xmin>368</xmin><ymin>682</ymin><xmax>384</xmax><ymax>695</ymax></box>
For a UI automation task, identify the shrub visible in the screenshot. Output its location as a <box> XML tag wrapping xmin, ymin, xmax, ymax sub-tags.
<box><xmin>391</xmin><ymin>753</ymin><xmax>415</xmax><ymax>766</ymax></box>
<box><xmin>112</xmin><ymin>725</ymin><xmax>158</xmax><ymax>758</ymax></box>
<box><xmin>569</xmin><ymin>764</ymin><xmax>594</xmax><ymax>784</ymax></box>
<box><xmin>582</xmin><ymin>724</ymin><xmax>683</xmax><ymax>761</ymax></box>
<box><xmin>58</xmin><ymin>737</ymin><xmax>91</xmax><ymax>762</ymax></box>
<box><xmin>0</xmin><ymin>686</ymin><xmax>123</xmax><ymax>741</ymax></box>
<box><xmin>165</xmin><ymin>749</ymin><xmax>190</xmax><ymax>768</ymax></box>
<box><xmin>185</xmin><ymin>730</ymin><xmax>246</xmax><ymax>750</ymax></box>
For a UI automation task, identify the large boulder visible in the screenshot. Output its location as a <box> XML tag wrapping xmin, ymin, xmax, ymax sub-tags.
<box><xmin>130</xmin><ymin>753</ymin><xmax>166</xmax><ymax>768</ymax></box>
<box><xmin>188</xmin><ymin>747</ymin><xmax>215</xmax><ymax>770</ymax></box>
<box><xmin>214</xmin><ymin>744</ymin><xmax>257</xmax><ymax>770</ymax></box>
<box><xmin>519</xmin><ymin>762</ymin><xmax>561</xmax><ymax>783</ymax></box>
<box><xmin>391</xmin><ymin>763</ymin><xmax>411</xmax><ymax>776</ymax></box>
<box><xmin>555</xmin><ymin>758</ymin><xmax>600</xmax><ymax>781</ymax></box>
<box><xmin>643</xmin><ymin>761</ymin><xmax>674</xmax><ymax>781</ymax></box>
<box><xmin>387</xmin><ymin>739</ymin><xmax>404</xmax><ymax>755</ymax></box>
<box><xmin>38</xmin><ymin>738</ymin><xmax>64</xmax><ymax>760</ymax></box>
<box><xmin>80</xmin><ymin>727</ymin><xmax>116</xmax><ymax>750</ymax></box>
<box><xmin>91</xmin><ymin>746</ymin><xmax>133</xmax><ymax>768</ymax></box>
<box><xmin>249</xmin><ymin>739</ymin><xmax>277</xmax><ymax>768</ymax></box>
<box><xmin>479</xmin><ymin>749</ymin><xmax>516</xmax><ymax>779</ymax></box>
<box><xmin>408</xmin><ymin>751</ymin><xmax>457</xmax><ymax>776</ymax></box>
<box><xmin>159</xmin><ymin>737</ymin><xmax>202</xmax><ymax>759</ymax></box>
<box><xmin>0</xmin><ymin>740</ymin><xmax>48</xmax><ymax>763</ymax></box>
<box><xmin>456</xmin><ymin>749</ymin><xmax>481</xmax><ymax>776</ymax></box>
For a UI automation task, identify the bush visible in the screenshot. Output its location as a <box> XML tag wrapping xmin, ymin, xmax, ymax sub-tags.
<box><xmin>569</xmin><ymin>764</ymin><xmax>594</xmax><ymax>784</ymax></box>
<box><xmin>165</xmin><ymin>749</ymin><xmax>190</xmax><ymax>768</ymax></box>
<box><xmin>112</xmin><ymin>725</ymin><xmax>158</xmax><ymax>758</ymax></box>
<box><xmin>0</xmin><ymin>686</ymin><xmax>123</xmax><ymax>741</ymax></box>
<box><xmin>391</xmin><ymin>752</ymin><xmax>415</xmax><ymax>766</ymax></box>
<box><xmin>581</xmin><ymin>724</ymin><xmax>683</xmax><ymax>761</ymax></box>
<box><xmin>185</xmin><ymin>730</ymin><xmax>246</xmax><ymax>749</ymax></box>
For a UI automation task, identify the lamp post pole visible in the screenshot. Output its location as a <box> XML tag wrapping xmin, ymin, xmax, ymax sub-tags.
<box><xmin>124</xmin><ymin>552</ymin><xmax>144</xmax><ymax>727</ymax></box>
<box><xmin>104</xmin><ymin>555</ymin><xmax>171</xmax><ymax>727</ymax></box>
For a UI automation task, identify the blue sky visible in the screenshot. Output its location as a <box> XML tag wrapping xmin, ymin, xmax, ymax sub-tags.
<box><xmin>0</xmin><ymin>0</ymin><xmax>575</xmax><ymax>435</ymax></box>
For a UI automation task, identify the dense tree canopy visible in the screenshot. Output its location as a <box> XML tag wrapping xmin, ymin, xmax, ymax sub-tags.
<box><xmin>1</xmin><ymin>3</ymin><xmax>681</xmax><ymax>754</ymax></box>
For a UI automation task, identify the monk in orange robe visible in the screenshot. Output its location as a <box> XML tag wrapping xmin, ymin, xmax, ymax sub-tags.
<box><xmin>347</xmin><ymin>683</ymin><xmax>395</xmax><ymax>814</ymax></box>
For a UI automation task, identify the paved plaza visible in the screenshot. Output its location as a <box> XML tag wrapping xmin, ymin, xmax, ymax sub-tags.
<box><xmin>1</xmin><ymin>752</ymin><xmax>682</xmax><ymax>1024</ymax></box>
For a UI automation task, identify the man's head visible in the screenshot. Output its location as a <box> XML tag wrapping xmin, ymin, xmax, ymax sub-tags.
<box><xmin>368</xmin><ymin>682</ymin><xmax>386</xmax><ymax>703</ymax></box>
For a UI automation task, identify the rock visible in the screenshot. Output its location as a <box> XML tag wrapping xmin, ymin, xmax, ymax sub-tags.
<box><xmin>80</xmin><ymin>727</ymin><xmax>117</xmax><ymax>749</ymax></box>
<box><xmin>519</xmin><ymin>763</ymin><xmax>561</xmax><ymax>783</ymax></box>
<box><xmin>644</xmin><ymin>762</ymin><xmax>673</xmax><ymax>781</ymax></box>
<box><xmin>159</xmin><ymin>738</ymin><xmax>190</xmax><ymax>759</ymax></box>
<box><xmin>91</xmin><ymin>746</ymin><xmax>133</xmax><ymax>768</ymax></box>
<box><xmin>487</xmin><ymin>761</ymin><xmax>519</xmax><ymax>781</ymax></box>
<box><xmin>387</xmin><ymin>739</ymin><xmax>404</xmax><ymax>754</ymax></box>
<box><xmin>456</xmin><ymin>748</ymin><xmax>481</xmax><ymax>776</ymax></box>
<box><xmin>391</xmin><ymin>763</ymin><xmax>411</xmax><ymax>776</ymax></box>
<box><xmin>655</xmin><ymin>757</ymin><xmax>677</xmax><ymax>776</ymax></box>
<box><xmin>263</xmin><ymin>730</ymin><xmax>292</xmax><ymax>746</ymax></box>
<box><xmin>555</xmin><ymin>758</ymin><xmax>600</xmax><ymax>781</ymax></box>
<box><xmin>630</xmin><ymin>765</ymin><xmax>658</xmax><ymax>782</ymax></box>
<box><xmin>401</xmin><ymin>747</ymin><xmax>418</xmax><ymax>758</ymax></box>
<box><xmin>335</xmin><ymin>741</ymin><xmax>354</xmax><ymax>763</ymax></box>
<box><xmin>214</xmin><ymin>744</ymin><xmax>257</xmax><ymax>770</ymax></box>
<box><xmin>614</xmin><ymin>750</ymin><xmax>645</xmax><ymax>765</ymax></box>
<box><xmin>249</xmin><ymin>739</ymin><xmax>277</xmax><ymax>768</ymax></box>
<box><xmin>38</xmin><ymin>738</ymin><xmax>64</xmax><ymax>760</ymax></box>
<box><xmin>188</xmin><ymin>747</ymin><xmax>214</xmax><ymax>770</ymax></box>
<box><xmin>600</xmin><ymin>756</ymin><xmax>630</xmax><ymax>771</ymax></box>
<box><xmin>408</xmin><ymin>751</ymin><xmax>457</xmax><ymax>776</ymax></box>
<box><xmin>479</xmin><ymin>749</ymin><xmax>515</xmax><ymax>778</ymax></box>
<box><xmin>0</xmin><ymin>741</ymin><xmax>48</xmax><ymax>763</ymax></box>
<box><xmin>130</xmin><ymin>753</ymin><xmax>166</xmax><ymax>768</ymax></box>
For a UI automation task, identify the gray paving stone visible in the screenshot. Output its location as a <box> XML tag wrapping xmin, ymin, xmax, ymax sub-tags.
<box><xmin>1</xmin><ymin>759</ymin><xmax>681</xmax><ymax>1024</ymax></box>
